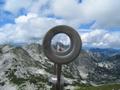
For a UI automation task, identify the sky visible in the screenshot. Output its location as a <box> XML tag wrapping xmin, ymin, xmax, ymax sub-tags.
<box><xmin>0</xmin><ymin>0</ymin><xmax>120</xmax><ymax>49</ymax></box>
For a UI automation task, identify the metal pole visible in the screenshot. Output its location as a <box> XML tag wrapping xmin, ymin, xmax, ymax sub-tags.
<box><xmin>52</xmin><ymin>64</ymin><xmax>57</xmax><ymax>90</ymax></box>
<box><xmin>56</xmin><ymin>64</ymin><xmax>62</xmax><ymax>90</ymax></box>
<box><xmin>52</xmin><ymin>64</ymin><xmax>63</xmax><ymax>90</ymax></box>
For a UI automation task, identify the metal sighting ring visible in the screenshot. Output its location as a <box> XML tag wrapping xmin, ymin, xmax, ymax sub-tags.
<box><xmin>43</xmin><ymin>25</ymin><xmax>82</xmax><ymax>64</ymax></box>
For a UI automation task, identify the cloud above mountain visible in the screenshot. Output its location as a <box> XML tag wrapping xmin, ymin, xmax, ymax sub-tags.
<box><xmin>0</xmin><ymin>13</ymin><xmax>66</xmax><ymax>44</ymax></box>
<box><xmin>0</xmin><ymin>0</ymin><xmax>120</xmax><ymax>48</ymax></box>
<box><xmin>81</xmin><ymin>29</ymin><xmax>120</xmax><ymax>48</ymax></box>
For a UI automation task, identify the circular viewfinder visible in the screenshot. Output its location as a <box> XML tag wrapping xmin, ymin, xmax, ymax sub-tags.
<box><xmin>43</xmin><ymin>25</ymin><xmax>82</xmax><ymax>64</ymax></box>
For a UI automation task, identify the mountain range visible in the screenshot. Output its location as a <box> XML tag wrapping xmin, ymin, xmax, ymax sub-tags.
<box><xmin>0</xmin><ymin>43</ymin><xmax>120</xmax><ymax>90</ymax></box>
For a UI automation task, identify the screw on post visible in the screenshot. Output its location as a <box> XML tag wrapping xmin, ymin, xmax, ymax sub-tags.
<box><xmin>43</xmin><ymin>25</ymin><xmax>82</xmax><ymax>90</ymax></box>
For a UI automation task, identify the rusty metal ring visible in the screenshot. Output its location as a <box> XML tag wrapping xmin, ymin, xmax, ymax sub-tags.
<box><xmin>43</xmin><ymin>25</ymin><xmax>82</xmax><ymax>64</ymax></box>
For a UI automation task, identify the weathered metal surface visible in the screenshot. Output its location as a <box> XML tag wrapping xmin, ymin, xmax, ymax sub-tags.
<box><xmin>43</xmin><ymin>25</ymin><xmax>82</xmax><ymax>64</ymax></box>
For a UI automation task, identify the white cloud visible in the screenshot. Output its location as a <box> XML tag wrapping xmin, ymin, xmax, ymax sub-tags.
<box><xmin>4</xmin><ymin>0</ymin><xmax>33</xmax><ymax>13</ymax></box>
<box><xmin>82</xmin><ymin>0</ymin><xmax>120</xmax><ymax>28</ymax></box>
<box><xmin>1</xmin><ymin>0</ymin><xmax>120</xmax><ymax>48</ymax></box>
<box><xmin>51</xmin><ymin>0</ymin><xmax>82</xmax><ymax>19</ymax></box>
<box><xmin>3</xmin><ymin>0</ymin><xmax>120</xmax><ymax>28</ymax></box>
<box><xmin>29</xmin><ymin>0</ymin><xmax>50</xmax><ymax>14</ymax></box>
<box><xmin>51</xmin><ymin>0</ymin><xmax>120</xmax><ymax>28</ymax></box>
<box><xmin>0</xmin><ymin>13</ymin><xmax>120</xmax><ymax>48</ymax></box>
<box><xmin>51</xmin><ymin>33</ymin><xmax>71</xmax><ymax>45</ymax></box>
<box><xmin>0</xmin><ymin>13</ymin><xmax>66</xmax><ymax>44</ymax></box>
<box><xmin>81</xmin><ymin>29</ymin><xmax>120</xmax><ymax>48</ymax></box>
<box><xmin>0</xmin><ymin>12</ymin><xmax>82</xmax><ymax>45</ymax></box>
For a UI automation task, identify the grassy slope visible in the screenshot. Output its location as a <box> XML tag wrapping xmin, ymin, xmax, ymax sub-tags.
<box><xmin>75</xmin><ymin>84</ymin><xmax>120</xmax><ymax>90</ymax></box>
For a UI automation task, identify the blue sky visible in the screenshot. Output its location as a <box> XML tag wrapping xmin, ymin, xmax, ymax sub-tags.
<box><xmin>0</xmin><ymin>0</ymin><xmax>120</xmax><ymax>49</ymax></box>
